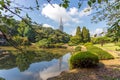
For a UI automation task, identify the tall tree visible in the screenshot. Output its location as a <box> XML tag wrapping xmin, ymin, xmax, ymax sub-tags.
<box><xmin>82</xmin><ymin>27</ymin><xmax>90</xmax><ymax>43</ymax></box>
<box><xmin>76</xmin><ymin>26</ymin><xmax>82</xmax><ymax>42</ymax></box>
<box><xmin>18</xmin><ymin>18</ymin><xmax>30</xmax><ymax>37</ymax></box>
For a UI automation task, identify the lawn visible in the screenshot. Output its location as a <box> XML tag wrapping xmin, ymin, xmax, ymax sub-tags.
<box><xmin>95</xmin><ymin>43</ymin><xmax>120</xmax><ymax>58</ymax></box>
<box><xmin>85</xmin><ymin>45</ymin><xmax>114</xmax><ymax>60</ymax></box>
<box><xmin>95</xmin><ymin>43</ymin><xmax>120</xmax><ymax>51</ymax></box>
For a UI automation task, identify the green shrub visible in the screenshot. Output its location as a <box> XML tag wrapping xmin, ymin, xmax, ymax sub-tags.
<box><xmin>116</xmin><ymin>48</ymin><xmax>120</xmax><ymax>51</ymax></box>
<box><xmin>86</xmin><ymin>45</ymin><xmax>114</xmax><ymax>60</ymax></box>
<box><xmin>36</xmin><ymin>39</ymin><xmax>49</xmax><ymax>48</ymax></box>
<box><xmin>12</xmin><ymin>36</ymin><xmax>30</xmax><ymax>45</ymax></box>
<box><xmin>69</xmin><ymin>51</ymin><xmax>99</xmax><ymax>69</ymax></box>
<box><xmin>68</xmin><ymin>36</ymin><xmax>81</xmax><ymax>46</ymax></box>
<box><xmin>75</xmin><ymin>46</ymin><xmax>81</xmax><ymax>52</ymax></box>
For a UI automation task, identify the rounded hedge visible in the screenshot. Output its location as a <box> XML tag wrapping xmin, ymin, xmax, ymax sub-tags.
<box><xmin>69</xmin><ymin>51</ymin><xmax>99</xmax><ymax>69</ymax></box>
<box><xmin>75</xmin><ymin>46</ymin><xmax>81</xmax><ymax>52</ymax></box>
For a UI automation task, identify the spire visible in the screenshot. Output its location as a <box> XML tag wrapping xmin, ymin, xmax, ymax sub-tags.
<box><xmin>59</xmin><ymin>17</ymin><xmax>63</xmax><ymax>32</ymax></box>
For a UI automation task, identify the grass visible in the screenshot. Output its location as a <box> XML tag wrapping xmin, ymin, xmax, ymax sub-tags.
<box><xmin>85</xmin><ymin>45</ymin><xmax>114</xmax><ymax>60</ymax></box>
<box><xmin>95</xmin><ymin>43</ymin><xmax>120</xmax><ymax>51</ymax></box>
<box><xmin>0</xmin><ymin>45</ymin><xmax>73</xmax><ymax>55</ymax></box>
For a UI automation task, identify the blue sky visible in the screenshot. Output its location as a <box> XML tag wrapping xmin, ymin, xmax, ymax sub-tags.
<box><xmin>10</xmin><ymin>0</ymin><xmax>109</xmax><ymax>36</ymax></box>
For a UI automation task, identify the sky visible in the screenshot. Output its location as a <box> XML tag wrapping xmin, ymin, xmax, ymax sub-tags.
<box><xmin>10</xmin><ymin>0</ymin><xmax>109</xmax><ymax>36</ymax></box>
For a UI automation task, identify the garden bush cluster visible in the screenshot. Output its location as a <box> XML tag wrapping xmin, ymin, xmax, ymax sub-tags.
<box><xmin>69</xmin><ymin>51</ymin><xmax>99</xmax><ymax>69</ymax></box>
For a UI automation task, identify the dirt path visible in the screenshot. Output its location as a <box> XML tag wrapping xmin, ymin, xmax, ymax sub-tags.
<box><xmin>48</xmin><ymin>59</ymin><xmax>120</xmax><ymax>80</ymax></box>
<box><xmin>81</xmin><ymin>46</ymin><xmax>87</xmax><ymax>51</ymax></box>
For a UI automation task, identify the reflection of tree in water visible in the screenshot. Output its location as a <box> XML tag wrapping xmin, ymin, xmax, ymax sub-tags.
<box><xmin>59</xmin><ymin>57</ymin><xmax>62</xmax><ymax>70</ymax></box>
<box><xmin>0</xmin><ymin>50</ymin><xmax>62</xmax><ymax>71</ymax></box>
<box><xmin>16</xmin><ymin>51</ymin><xmax>62</xmax><ymax>72</ymax></box>
<box><xmin>16</xmin><ymin>51</ymin><xmax>35</xmax><ymax>72</ymax></box>
<box><xmin>0</xmin><ymin>53</ymin><xmax>16</xmax><ymax>69</ymax></box>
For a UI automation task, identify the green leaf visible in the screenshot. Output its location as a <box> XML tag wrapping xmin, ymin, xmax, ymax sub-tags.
<box><xmin>78</xmin><ymin>2</ymin><xmax>81</xmax><ymax>8</ymax></box>
<box><xmin>88</xmin><ymin>1</ymin><xmax>92</xmax><ymax>7</ymax></box>
<box><xmin>98</xmin><ymin>0</ymin><xmax>101</xmax><ymax>4</ymax></box>
<box><xmin>90</xmin><ymin>0</ymin><xmax>96</xmax><ymax>3</ymax></box>
<box><xmin>116</xmin><ymin>5</ymin><xmax>120</xmax><ymax>9</ymax></box>
<box><xmin>0</xmin><ymin>0</ymin><xmax>5</xmax><ymax>7</ymax></box>
<box><xmin>104</xmin><ymin>0</ymin><xmax>108</xmax><ymax>3</ymax></box>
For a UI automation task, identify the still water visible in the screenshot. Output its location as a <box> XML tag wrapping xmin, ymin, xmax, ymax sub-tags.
<box><xmin>0</xmin><ymin>51</ymin><xmax>71</xmax><ymax>80</ymax></box>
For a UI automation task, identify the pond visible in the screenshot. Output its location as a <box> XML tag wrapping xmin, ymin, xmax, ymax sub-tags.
<box><xmin>0</xmin><ymin>50</ymin><xmax>71</xmax><ymax>80</ymax></box>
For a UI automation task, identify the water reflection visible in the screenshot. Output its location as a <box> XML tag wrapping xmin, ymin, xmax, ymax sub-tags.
<box><xmin>0</xmin><ymin>51</ymin><xmax>71</xmax><ymax>80</ymax></box>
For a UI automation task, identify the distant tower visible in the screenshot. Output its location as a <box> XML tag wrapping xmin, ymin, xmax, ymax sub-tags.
<box><xmin>59</xmin><ymin>17</ymin><xmax>63</xmax><ymax>32</ymax></box>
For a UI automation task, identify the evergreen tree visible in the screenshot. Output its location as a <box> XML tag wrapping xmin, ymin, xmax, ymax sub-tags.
<box><xmin>82</xmin><ymin>27</ymin><xmax>90</xmax><ymax>43</ymax></box>
<box><xmin>76</xmin><ymin>26</ymin><xmax>82</xmax><ymax>42</ymax></box>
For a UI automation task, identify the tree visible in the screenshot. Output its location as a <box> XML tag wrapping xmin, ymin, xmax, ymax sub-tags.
<box><xmin>91</xmin><ymin>1</ymin><xmax>120</xmax><ymax>26</ymax></box>
<box><xmin>106</xmin><ymin>23</ymin><xmax>120</xmax><ymax>43</ymax></box>
<box><xmin>0</xmin><ymin>0</ymin><xmax>114</xmax><ymax>49</ymax></box>
<box><xmin>76</xmin><ymin>26</ymin><xmax>82</xmax><ymax>42</ymax></box>
<box><xmin>82</xmin><ymin>27</ymin><xmax>90</xmax><ymax>43</ymax></box>
<box><xmin>69</xmin><ymin>36</ymin><xmax>81</xmax><ymax>46</ymax></box>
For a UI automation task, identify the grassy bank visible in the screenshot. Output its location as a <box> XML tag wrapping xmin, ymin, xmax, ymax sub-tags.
<box><xmin>85</xmin><ymin>45</ymin><xmax>114</xmax><ymax>60</ymax></box>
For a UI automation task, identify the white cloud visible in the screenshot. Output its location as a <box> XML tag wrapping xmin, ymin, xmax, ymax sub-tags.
<box><xmin>43</xmin><ymin>24</ymin><xmax>54</xmax><ymax>28</ymax></box>
<box><xmin>42</xmin><ymin>4</ymin><xmax>92</xmax><ymax>25</ymax></box>
<box><xmin>69</xmin><ymin>7</ymin><xmax>78</xmax><ymax>16</ymax></box>
<box><xmin>72</xmin><ymin>18</ymin><xmax>82</xmax><ymax>24</ymax></box>
<box><xmin>41</xmin><ymin>4</ymin><xmax>71</xmax><ymax>22</ymax></box>
<box><xmin>79</xmin><ymin>7</ymin><xmax>92</xmax><ymax>17</ymax></box>
<box><xmin>69</xmin><ymin>7</ymin><xmax>92</xmax><ymax>17</ymax></box>
<box><xmin>71</xmin><ymin>29</ymin><xmax>76</xmax><ymax>36</ymax></box>
<box><xmin>90</xmin><ymin>28</ymin><xmax>103</xmax><ymax>36</ymax></box>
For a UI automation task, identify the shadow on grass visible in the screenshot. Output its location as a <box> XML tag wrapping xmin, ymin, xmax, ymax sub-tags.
<box><xmin>48</xmin><ymin>62</ymin><xmax>120</xmax><ymax>80</ymax></box>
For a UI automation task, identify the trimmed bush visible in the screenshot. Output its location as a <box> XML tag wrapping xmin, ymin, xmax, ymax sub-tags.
<box><xmin>69</xmin><ymin>51</ymin><xmax>99</xmax><ymax>69</ymax></box>
<box><xmin>75</xmin><ymin>46</ymin><xmax>81</xmax><ymax>52</ymax></box>
<box><xmin>86</xmin><ymin>45</ymin><xmax>114</xmax><ymax>60</ymax></box>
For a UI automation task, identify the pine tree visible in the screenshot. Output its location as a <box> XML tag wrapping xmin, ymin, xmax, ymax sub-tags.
<box><xmin>82</xmin><ymin>27</ymin><xmax>90</xmax><ymax>43</ymax></box>
<box><xmin>76</xmin><ymin>26</ymin><xmax>82</xmax><ymax>42</ymax></box>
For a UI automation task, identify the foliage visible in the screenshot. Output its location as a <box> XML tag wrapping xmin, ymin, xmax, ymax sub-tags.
<box><xmin>106</xmin><ymin>24</ymin><xmax>120</xmax><ymax>42</ymax></box>
<box><xmin>91</xmin><ymin>36</ymin><xmax>111</xmax><ymax>46</ymax></box>
<box><xmin>115</xmin><ymin>42</ymin><xmax>120</xmax><ymax>47</ymax></box>
<box><xmin>68</xmin><ymin>36</ymin><xmax>81</xmax><ymax>46</ymax></box>
<box><xmin>0</xmin><ymin>0</ymin><xmax>114</xmax><ymax>49</ymax></box>
<box><xmin>85</xmin><ymin>45</ymin><xmax>114</xmax><ymax>60</ymax></box>
<box><xmin>69</xmin><ymin>26</ymin><xmax>91</xmax><ymax>46</ymax></box>
<box><xmin>12</xmin><ymin>36</ymin><xmax>30</xmax><ymax>46</ymax></box>
<box><xmin>84</xmin><ymin>42</ymin><xmax>93</xmax><ymax>46</ymax></box>
<box><xmin>15</xmin><ymin>50</ymin><xmax>62</xmax><ymax>72</ymax></box>
<box><xmin>36</xmin><ymin>39</ymin><xmax>50</xmax><ymax>48</ymax></box>
<box><xmin>76</xmin><ymin>26</ymin><xmax>82</xmax><ymax>42</ymax></box>
<box><xmin>75</xmin><ymin>45</ymin><xmax>81</xmax><ymax>52</ymax></box>
<box><xmin>91</xmin><ymin>0</ymin><xmax>120</xmax><ymax>26</ymax></box>
<box><xmin>16</xmin><ymin>51</ymin><xmax>34</xmax><ymax>72</ymax></box>
<box><xmin>36</xmin><ymin>39</ymin><xmax>67</xmax><ymax>48</ymax></box>
<box><xmin>69</xmin><ymin>51</ymin><xmax>99</xmax><ymax>69</ymax></box>
<box><xmin>17</xmin><ymin>19</ymin><xmax>30</xmax><ymax>37</ymax></box>
<box><xmin>0</xmin><ymin>77</ymin><xmax>5</xmax><ymax>80</ymax></box>
<box><xmin>82</xmin><ymin>27</ymin><xmax>90</xmax><ymax>43</ymax></box>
